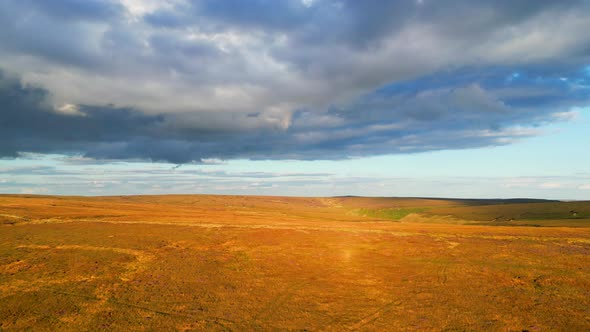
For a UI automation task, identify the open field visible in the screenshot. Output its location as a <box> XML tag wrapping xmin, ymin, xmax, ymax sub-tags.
<box><xmin>1</xmin><ymin>194</ymin><xmax>590</xmax><ymax>331</ymax></box>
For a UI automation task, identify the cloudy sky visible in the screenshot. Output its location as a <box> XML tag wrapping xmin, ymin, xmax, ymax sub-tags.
<box><xmin>1</xmin><ymin>0</ymin><xmax>589</xmax><ymax>199</ymax></box>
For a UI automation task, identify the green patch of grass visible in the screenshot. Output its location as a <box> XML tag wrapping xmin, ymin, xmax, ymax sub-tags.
<box><xmin>423</xmin><ymin>201</ymin><xmax>590</xmax><ymax>222</ymax></box>
<box><xmin>358</xmin><ymin>207</ymin><xmax>427</xmax><ymax>221</ymax></box>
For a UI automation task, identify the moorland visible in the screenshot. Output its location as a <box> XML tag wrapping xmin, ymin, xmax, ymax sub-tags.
<box><xmin>1</xmin><ymin>194</ymin><xmax>589</xmax><ymax>331</ymax></box>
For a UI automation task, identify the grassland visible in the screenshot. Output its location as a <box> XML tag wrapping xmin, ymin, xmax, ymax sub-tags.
<box><xmin>1</xmin><ymin>194</ymin><xmax>589</xmax><ymax>331</ymax></box>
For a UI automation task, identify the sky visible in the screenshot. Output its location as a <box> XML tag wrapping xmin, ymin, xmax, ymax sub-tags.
<box><xmin>0</xmin><ymin>0</ymin><xmax>589</xmax><ymax>199</ymax></box>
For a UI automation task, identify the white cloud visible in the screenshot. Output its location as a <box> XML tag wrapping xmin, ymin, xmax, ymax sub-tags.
<box><xmin>301</xmin><ymin>0</ymin><xmax>315</xmax><ymax>8</ymax></box>
<box><xmin>539</xmin><ymin>182</ymin><xmax>566</xmax><ymax>189</ymax></box>
<box><xmin>55</xmin><ymin>103</ymin><xmax>86</xmax><ymax>116</ymax></box>
<box><xmin>552</xmin><ymin>111</ymin><xmax>580</xmax><ymax>121</ymax></box>
<box><xmin>119</xmin><ymin>0</ymin><xmax>181</xmax><ymax>17</ymax></box>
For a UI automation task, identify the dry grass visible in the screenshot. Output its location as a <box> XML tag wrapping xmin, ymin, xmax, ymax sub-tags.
<box><xmin>1</xmin><ymin>194</ymin><xmax>589</xmax><ymax>331</ymax></box>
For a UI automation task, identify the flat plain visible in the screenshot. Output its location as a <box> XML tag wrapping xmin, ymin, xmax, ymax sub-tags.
<box><xmin>1</xmin><ymin>194</ymin><xmax>589</xmax><ymax>331</ymax></box>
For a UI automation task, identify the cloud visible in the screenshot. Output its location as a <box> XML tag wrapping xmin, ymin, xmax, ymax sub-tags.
<box><xmin>0</xmin><ymin>1</ymin><xmax>589</xmax><ymax>163</ymax></box>
<box><xmin>539</xmin><ymin>182</ymin><xmax>566</xmax><ymax>189</ymax></box>
<box><xmin>24</xmin><ymin>0</ymin><xmax>125</xmax><ymax>21</ymax></box>
<box><xmin>0</xmin><ymin>62</ymin><xmax>587</xmax><ymax>163</ymax></box>
<box><xmin>3</xmin><ymin>161</ymin><xmax>590</xmax><ymax>199</ymax></box>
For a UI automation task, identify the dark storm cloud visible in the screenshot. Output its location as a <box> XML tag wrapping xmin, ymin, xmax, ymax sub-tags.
<box><xmin>191</xmin><ymin>0</ymin><xmax>312</xmax><ymax>30</ymax></box>
<box><xmin>24</xmin><ymin>0</ymin><xmax>125</xmax><ymax>21</ymax></box>
<box><xmin>0</xmin><ymin>72</ymin><xmax>165</xmax><ymax>158</ymax></box>
<box><xmin>156</xmin><ymin>0</ymin><xmax>589</xmax><ymax>51</ymax></box>
<box><xmin>2</xmin><ymin>66</ymin><xmax>587</xmax><ymax>163</ymax></box>
<box><xmin>0</xmin><ymin>0</ymin><xmax>589</xmax><ymax>163</ymax></box>
<box><xmin>0</xmin><ymin>0</ymin><xmax>120</xmax><ymax>68</ymax></box>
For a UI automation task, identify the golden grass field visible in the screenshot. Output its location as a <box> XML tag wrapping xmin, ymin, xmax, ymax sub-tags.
<box><xmin>1</xmin><ymin>194</ymin><xmax>589</xmax><ymax>331</ymax></box>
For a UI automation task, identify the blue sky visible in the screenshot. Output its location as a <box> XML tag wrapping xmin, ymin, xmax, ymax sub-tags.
<box><xmin>0</xmin><ymin>0</ymin><xmax>589</xmax><ymax>199</ymax></box>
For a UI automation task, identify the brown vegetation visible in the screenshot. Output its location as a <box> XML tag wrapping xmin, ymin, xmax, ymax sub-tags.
<box><xmin>1</xmin><ymin>195</ymin><xmax>589</xmax><ymax>331</ymax></box>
